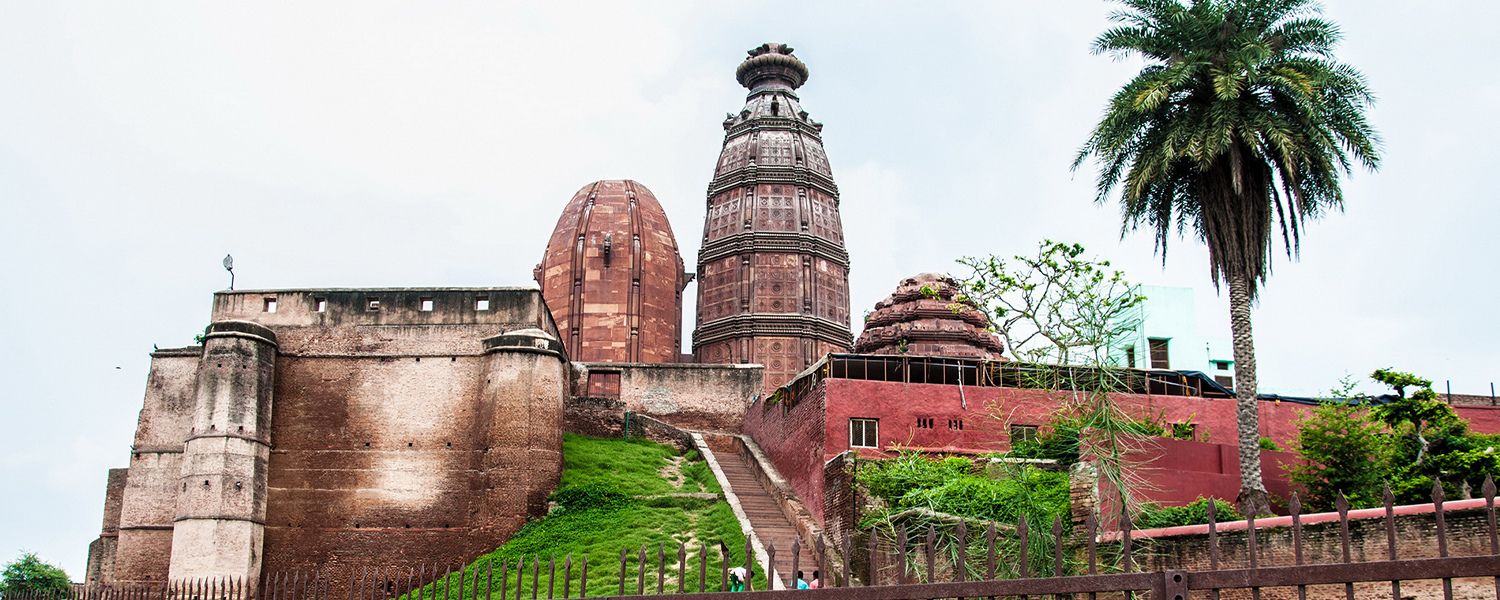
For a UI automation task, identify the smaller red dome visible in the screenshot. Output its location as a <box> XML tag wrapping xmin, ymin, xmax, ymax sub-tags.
<box><xmin>853</xmin><ymin>273</ymin><xmax>1005</xmax><ymax>359</ymax></box>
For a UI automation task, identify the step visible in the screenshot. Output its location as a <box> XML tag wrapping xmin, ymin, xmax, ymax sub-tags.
<box><xmin>693</xmin><ymin>434</ymin><xmax>820</xmax><ymax>590</ymax></box>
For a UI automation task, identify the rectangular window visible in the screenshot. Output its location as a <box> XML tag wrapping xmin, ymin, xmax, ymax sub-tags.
<box><xmin>849</xmin><ymin>418</ymin><xmax>879</xmax><ymax>449</ymax></box>
<box><xmin>948</xmin><ymin>419</ymin><xmax>964</xmax><ymax>430</ymax></box>
<box><xmin>1212</xmin><ymin>360</ymin><xmax>1232</xmax><ymax>371</ymax></box>
<box><xmin>1124</xmin><ymin>346</ymin><xmax>1136</xmax><ymax>368</ymax></box>
<box><xmin>475</xmin><ymin>296</ymin><xmax>491</xmax><ymax>311</ymax></box>
<box><xmin>1148</xmin><ymin>338</ymin><xmax>1170</xmax><ymax>369</ymax></box>
<box><xmin>315</xmin><ymin>298</ymin><xmax>327</xmax><ymax>313</ymax></box>
<box><xmin>1214</xmin><ymin>375</ymin><xmax>1235</xmax><ymax>389</ymax></box>
<box><xmin>419</xmin><ymin>297</ymin><xmax>434</xmax><ymax>312</ymax></box>
<box><xmin>366</xmin><ymin>297</ymin><xmax>381</xmax><ymax>311</ymax></box>
<box><xmin>587</xmin><ymin>371</ymin><xmax>621</xmax><ymax>399</ymax></box>
<box><xmin>916</xmin><ymin>417</ymin><xmax>933</xmax><ymax>429</ymax></box>
<box><xmin>263</xmin><ymin>298</ymin><xmax>277</xmax><ymax>313</ymax></box>
<box><xmin>1009</xmin><ymin>424</ymin><xmax>1039</xmax><ymax>445</ymax></box>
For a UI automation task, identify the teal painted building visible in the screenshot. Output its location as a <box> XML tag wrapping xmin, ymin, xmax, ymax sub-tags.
<box><xmin>1112</xmin><ymin>285</ymin><xmax>1236</xmax><ymax>389</ymax></box>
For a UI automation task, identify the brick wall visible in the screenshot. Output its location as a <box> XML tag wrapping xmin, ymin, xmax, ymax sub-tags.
<box><xmin>743</xmin><ymin>381</ymin><xmax>830</xmax><ymax>524</ymax></box>
<box><xmin>821</xmin><ymin>452</ymin><xmax>857</xmax><ymax>545</ymax></box>
<box><xmin>1137</xmin><ymin>501</ymin><xmax>1498</xmax><ymax>599</ymax></box>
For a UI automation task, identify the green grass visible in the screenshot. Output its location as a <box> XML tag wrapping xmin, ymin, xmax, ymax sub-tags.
<box><xmin>412</xmin><ymin>434</ymin><xmax>764</xmax><ymax>598</ymax></box>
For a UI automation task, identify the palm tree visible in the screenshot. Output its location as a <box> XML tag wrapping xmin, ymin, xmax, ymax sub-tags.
<box><xmin>1074</xmin><ymin>0</ymin><xmax>1380</xmax><ymax>516</ymax></box>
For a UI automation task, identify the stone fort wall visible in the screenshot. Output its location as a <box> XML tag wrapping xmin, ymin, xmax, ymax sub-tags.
<box><xmin>97</xmin><ymin>289</ymin><xmax>566</xmax><ymax>584</ymax></box>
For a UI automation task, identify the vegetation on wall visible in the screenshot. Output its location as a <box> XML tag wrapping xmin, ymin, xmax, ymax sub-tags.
<box><xmin>855</xmin><ymin>452</ymin><xmax>1074</xmax><ymax>579</ymax></box>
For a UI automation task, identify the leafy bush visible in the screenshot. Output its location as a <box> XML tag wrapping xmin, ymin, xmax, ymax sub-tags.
<box><xmin>856</xmin><ymin>452</ymin><xmax>974</xmax><ymax>505</ymax></box>
<box><xmin>0</xmin><ymin>553</ymin><xmax>71</xmax><ymax>596</ymax></box>
<box><xmin>1137</xmin><ymin>497</ymin><xmax>1243</xmax><ymax>529</ymax></box>
<box><xmin>899</xmin><ymin>467</ymin><xmax>1072</xmax><ymax>527</ymax></box>
<box><xmin>548</xmin><ymin>483</ymin><xmax>634</xmax><ymax>512</ymax></box>
<box><xmin>1290</xmin><ymin>382</ymin><xmax>1387</xmax><ymax>511</ymax></box>
<box><xmin>1258</xmin><ymin>437</ymin><xmax>1282</xmax><ymax>452</ymax></box>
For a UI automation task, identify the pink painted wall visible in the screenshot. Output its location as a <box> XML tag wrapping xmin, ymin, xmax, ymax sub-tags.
<box><xmin>745</xmin><ymin>376</ymin><xmax>1500</xmax><ymax>525</ymax></box>
<box><xmin>818</xmin><ymin>379</ymin><xmax>1316</xmax><ymax>458</ymax></box>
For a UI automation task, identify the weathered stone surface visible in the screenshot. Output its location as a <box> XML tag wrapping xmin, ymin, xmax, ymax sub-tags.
<box><xmin>537</xmin><ymin>180</ymin><xmax>689</xmax><ymax>364</ymax></box>
<box><xmin>97</xmin><ymin>288</ymin><xmax>568</xmax><ymax>583</ymax></box>
<box><xmin>853</xmin><ymin>273</ymin><xmax>1005</xmax><ymax>359</ymax></box>
<box><xmin>570</xmin><ymin>362</ymin><xmax>763</xmax><ymax>432</ymax></box>
<box><xmin>694</xmin><ymin>43</ymin><xmax>852</xmax><ymax>389</ymax></box>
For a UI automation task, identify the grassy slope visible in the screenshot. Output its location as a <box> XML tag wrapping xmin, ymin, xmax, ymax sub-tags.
<box><xmin>420</xmin><ymin>434</ymin><xmax>765</xmax><ymax>598</ymax></box>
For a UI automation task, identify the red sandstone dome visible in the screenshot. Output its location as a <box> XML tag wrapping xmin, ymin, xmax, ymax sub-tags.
<box><xmin>536</xmin><ymin>180</ymin><xmax>689</xmax><ymax>363</ymax></box>
<box><xmin>854</xmin><ymin>273</ymin><xmax>1006</xmax><ymax>359</ymax></box>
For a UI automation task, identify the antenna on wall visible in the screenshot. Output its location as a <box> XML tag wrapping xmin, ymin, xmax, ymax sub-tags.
<box><xmin>223</xmin><ymin>254</ymin><xmax>235</xmax><ymax>290</ymax></box>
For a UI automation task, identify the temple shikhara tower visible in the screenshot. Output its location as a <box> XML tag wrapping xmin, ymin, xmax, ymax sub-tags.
<box><xmin>536</xmin><ymin>180</ymin><xmax>690</xmax><ymax>364</ymax></box>
<box><xmin>694</xmin><ymin>43</ymin><xmax>853</xmax><ymax>388</ymax></box>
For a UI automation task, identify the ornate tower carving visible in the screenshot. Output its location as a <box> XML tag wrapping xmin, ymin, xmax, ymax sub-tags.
<box><xmin>854</xmin><ymin>273</ymin><xmax>1006</xmax><ymax>359</ymax></box>
<box><xmin>694</xmin><ymin>43</ymin><xmax>852</xmax><ymax>389</ymax></box>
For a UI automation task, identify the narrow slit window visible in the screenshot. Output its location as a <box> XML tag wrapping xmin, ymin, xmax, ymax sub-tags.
<box><xmin>419</xmin><ymin>297</ymin><xmax>434</xmax><ymax>312</ymax></box>
<box><xmin>367</xmin><ymin>297</ymin><xmax>381</xmax><ymax>311</ymax></box>
<box><xmin>314</xmin><ymin>298</ymin><xmax>327</xmax><ymax>313</ymax></box>
<box><xmin>263</xmin><ymin>298</ymin><xmax>277</xmax><ymax>313</ymax></box>
<box><xmin>475</xmin><ymin>296</ymin><xmax>491</xmax><ymax>311</ymax></box>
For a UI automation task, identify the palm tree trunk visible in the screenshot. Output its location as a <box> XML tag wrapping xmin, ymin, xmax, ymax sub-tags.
<box><xmin>1228</xmin><ymin>271</ymin><xmax>1272</xmax><ymax>516</ymax></box>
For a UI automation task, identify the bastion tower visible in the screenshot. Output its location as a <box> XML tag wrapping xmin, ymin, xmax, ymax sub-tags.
<box><xmin>694</xmin><ymin>43</ymin><xmax>852</xmax><ymax>388</ymax></box>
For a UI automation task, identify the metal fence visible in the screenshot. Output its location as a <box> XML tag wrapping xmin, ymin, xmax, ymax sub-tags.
<box><xmin>13</xmin><ymin>480</ymin><xmax>1500</xmax><ymax>600</ymax></box>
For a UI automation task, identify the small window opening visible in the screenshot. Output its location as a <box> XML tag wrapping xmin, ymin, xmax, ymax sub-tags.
<box><xmin>420</xmin><ymin>297</ymin><xmax>434</xmax><ymax>312</ymax></box>
<box><xmin>1214</xmin><ymin>375</ymin><xmax>1235</xmax><ymax>389</ymax></box>
<box><xmin>1148</xmin><ymin>338</ymin><xmax>1171</xmax><ymax>369</ymax></box>
<box><xmin>916</xmin><ymin>417</ymin><xmax>934</xmax><ymax>429</ymax></box>
<box><xmin>475</xmin><ymin>296</ymin><xmax>491</xmax><ymax>311</ymax></box>
<box><xmin>367</xmin><ymin>297</ymin><xmax>381</xmax><ymax>311</ymax></box>
<box><xmin>948</xmin><ymin>419</ymin><xmax>964</xmax><ymax>430</ymax></box>
<box><xmin>1009</xmin><ymin>424</ymin><xmax>1039</xmax><ymax>445</ymax></box>
<box><xmin>263</xmin><ymin>298</ymin><xmax>278</xmax><ymax>313</ymax></box>
<box><xmin>315</xmin><ymin>298</ymin><xmax>327</xmax><ymax>313</ymax></box>
<box><xmin>1124</xmin><ymin>346</ymin><xmax>1137</xmax><ymax>368</ymax></box>
<box><xmin>849</xmin><ymin>418</ymin><xmax>879</xmax><ymax>449</ymax></box>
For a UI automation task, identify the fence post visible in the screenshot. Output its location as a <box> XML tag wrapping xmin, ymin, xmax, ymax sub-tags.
<box><xmin>1159</xmin><ymin>570</ymin><xmax>1188</xmax><ymax>600</ymax></box>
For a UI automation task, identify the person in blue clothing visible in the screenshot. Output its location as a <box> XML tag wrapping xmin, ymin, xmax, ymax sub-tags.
<box><xmin>795</xmin><ymin>571</ymin><xmax>810</xmax><ymax>589</ymax></box>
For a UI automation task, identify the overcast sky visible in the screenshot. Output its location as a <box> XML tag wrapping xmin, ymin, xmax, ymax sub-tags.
<box><xmin>3</xmin><ymin>1</ymin><xmax>1496</xmax><ymax>579</ymax></box>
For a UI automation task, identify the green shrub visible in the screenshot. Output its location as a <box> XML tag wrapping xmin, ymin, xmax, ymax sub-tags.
<box><xmin>899</xmin><ymin>467</ymin><xmax>1071</xmax><ymax>527</ymax></box>
<box><xmin>1258</xmin><ymin>437</ymin><xmax>1282</xmax><ymax>452</ymax></box>
<box><xmin>549</xmin><ymin>483</ymin><xmax>634</xmax><ymax>512</ymax></box>
<box><xmin>1138</xmin><ymin>497</ymin><xmax>1243</xmax><ymax>528</ymax></box>
<box><xmin>856</xmin><ymin>452</ymin><xmax>973</xmax><ymax>505</ymax></box>
<box><xmin>0</xmin><ymin>553</ymin><xmax>71</xmax><ymax>597</ymax></box>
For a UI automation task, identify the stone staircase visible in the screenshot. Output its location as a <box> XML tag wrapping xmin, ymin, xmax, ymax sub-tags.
<box><xmin>695</xmin><ymin>433</ymin><xmax>819</xmax><ymax>590</ymax></box>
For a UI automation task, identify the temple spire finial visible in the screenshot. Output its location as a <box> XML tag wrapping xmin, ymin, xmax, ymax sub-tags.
<box><xmin>736</xmin><ymin>41</ymin><xmax>809</xmax><ymax>90</ymax></box>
